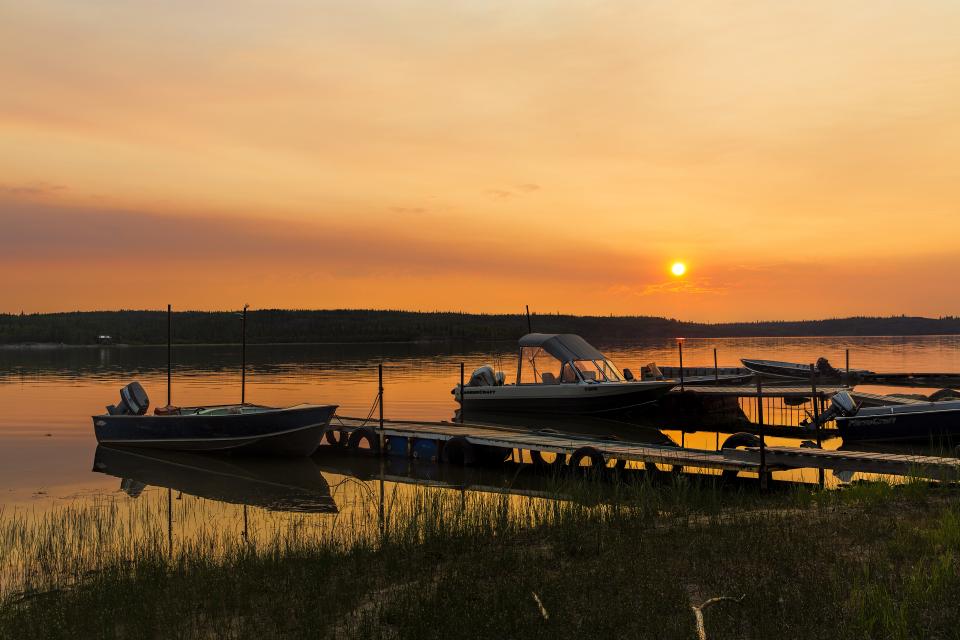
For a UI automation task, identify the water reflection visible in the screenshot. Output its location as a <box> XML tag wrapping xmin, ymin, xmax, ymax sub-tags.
<box><xmin>93</xmin><ymin>446</ymin><xmax>337</xmax><ymax>513</ymax></box>
<box><xmin>2</xmin><ymin>335</ymin><xmax>960</xmax><ymax>515</ymax></box>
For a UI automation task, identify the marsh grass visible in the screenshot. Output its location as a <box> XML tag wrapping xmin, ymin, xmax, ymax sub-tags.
<box><xmin>2</xmin><ymin>473</ymin><xmax>959</xmax><ymax>639</ymax></box>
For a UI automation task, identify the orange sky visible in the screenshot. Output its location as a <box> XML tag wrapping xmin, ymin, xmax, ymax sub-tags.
<box><xmin>2</xmin><ymin>1</ymin><xmax>959</xmax><ymax>321</ymax></box>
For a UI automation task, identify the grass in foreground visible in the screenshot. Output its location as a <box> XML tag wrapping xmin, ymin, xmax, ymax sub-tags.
<box><xmin>2</xmin><ymin>474</ymin><xmax>960</xmax><ymax>639</ymax></box>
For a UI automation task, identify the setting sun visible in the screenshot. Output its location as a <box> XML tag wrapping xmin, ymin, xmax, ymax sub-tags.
<box><xmin>671</xmin><ymin>262</ymin><xmax>687</xmax><ymax>277</ymax></box>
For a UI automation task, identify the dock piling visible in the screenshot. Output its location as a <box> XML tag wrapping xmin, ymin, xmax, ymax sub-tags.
<box><xmin>459</xmin><ymin>362</ymin><xmax>465</xmax><ymax>423</ymax></box>
<box><xmin>810</xmin><ymin>363</ymin><xmax>824</xmax><ymax>488</ymax></box>
<box><xmin>378</xmin><ymin>363</ymin><xmax>385</xmax><ymax>450</ymax></box>
<box><xmin>677</xmin><ymin>338</ymin><xmax>685</xmax><ymax>391</ymax></box>
<box><xmin>713</xmin><ymin>347</ymin><xmax>718</xmax><ymax>384</ymax></box>
<box><xmin>240</xmin><ymin>304</ymin><xmax>248</xmax><ymax>404</ymax></box>
<box><xmin>756</xmin><ymin>378</ymin><xmax>766</xmax><ymax>489</ymax></box>
<box><xmin>166</xmin><ymin>304</ymin><xmax>172</xmax><ymax>406</ymax></box>
<box><xmin>167</xmin><ymin>488</ymin><xmax>173</xmax><ymax>558</ymax></box>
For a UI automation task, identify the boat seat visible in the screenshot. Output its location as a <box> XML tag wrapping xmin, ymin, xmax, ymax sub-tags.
<box><xmin>581</xmin><ymin>370</ymin><xmax>597</xmax><ymax>381</ymax></box>
<box><xmin>154</xmin><ymin>405</ymin><xmax>181</xmax><ymax>416</ymax></box>
<box><xmin>643</xmin><ymin>363</ymin><xmax>664</xmax><ymax>380</ymax></box>
<box><xmin>561</xmin><ymin>364</ymin><xmax>577</xmax><ymax>383</ymax></box>
<box><xmin>541</xmin><ymin>372</ymin><xmax>559</xmax><ymax>385</ymax></box>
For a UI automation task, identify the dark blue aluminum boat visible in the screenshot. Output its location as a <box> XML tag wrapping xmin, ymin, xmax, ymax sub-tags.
<box><xmin>92</xmin><ymin>382</ymin><xmax>337</xmax><ymax>456</ymax></box>
<box><xmin>811</xmin><ymin>391</ymin><xmax>960</xmax><ymax>444</ymax></box>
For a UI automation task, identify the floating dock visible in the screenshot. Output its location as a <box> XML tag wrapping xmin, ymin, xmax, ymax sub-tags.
<box><xmin>329</xmin><ymin>416</ymin><xmax>960</xmax><ymax>482</ymax></box>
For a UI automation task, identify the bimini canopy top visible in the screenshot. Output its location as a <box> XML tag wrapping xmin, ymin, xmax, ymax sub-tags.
<box><xmin>517</xmin><ymin>333</ymin><xmax>607</xmax><ymax>363</ymax></box>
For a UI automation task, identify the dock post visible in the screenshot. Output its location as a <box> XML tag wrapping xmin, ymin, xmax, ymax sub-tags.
<box><xmin>756</xmin><ymin>378</ymin><xmax>766</xmax><ymax>490</ymax></box>
<box><xmin>845</xmin><ymin>348</ymin><xmax>850</xmax><ymax>386</ymax></box>
<box><xmin>810</xmin><ymin>364</ymin><xmax>824</xmax><ymax>488</ymax></box>
<box><xmin>460</xmin><ymin>362</ymin><xmax>465</xmax><ymax>423</ymax></box>
<box><xmin>167</xmin><ymin>488</ymin><xmax>173</xmax><ymax>558</ymax></box>
<box><xmin>378</xmin><ymin>363</ymin><xmax>385</xmax><ymax>451</ymax></box>
<box><xmin>677</xmin><ymin>338</ymin><xmax>685</xmax><ymax>391</ymax></box>
<box><xmin>240</xmin><ymin>304</ymin><xmax>248</xmax><ymax>404</ymax></box>
<box><xmin>713</xmin><ymin>347</ymin><xmax>718</xmax><ymax>384</ymax></box>
<box><xmin>166</xmin><ymin>304</ymin><xmax>172</xmax><ymax>406</ymax></box>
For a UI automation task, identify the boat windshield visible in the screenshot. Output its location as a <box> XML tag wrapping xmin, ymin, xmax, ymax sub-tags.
<box><xmin>573</xmin><ymin>359</ymin><xmax>623</xmax><ymax>382</ymax></box>
<box><xmin>599</xmin><ymin>359</ymin><xmax>624</xmax><ymax>382</ymax></box>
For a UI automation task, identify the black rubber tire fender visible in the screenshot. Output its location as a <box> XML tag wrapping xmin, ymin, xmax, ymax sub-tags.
<box><xmin>474</xmin><ymin>445</ymin><xmax>512</xmax><ymax>466</ymax></box>
<box><xmin>324</xmin><ymin>429</ymin><xmax>349</xmax><ymax>447</ymax></box>
<box><xmin>347</xmin><ymin>427</ymin><xmax>381</xmax><ymax>454</ymax></box>
<box><xmin>568</xmin><ymin>446</ymin><xmax>606</xmax><ymax>470</ymax></box>
<box><xmin>441</xmin><ymin>436</ymin><xmax>475</xmax><ymax>465</ymax></box>
<box><xmin>721</xmin><ymin>432</ymin><xmax>762</xmax><ymax>450</ymax></box>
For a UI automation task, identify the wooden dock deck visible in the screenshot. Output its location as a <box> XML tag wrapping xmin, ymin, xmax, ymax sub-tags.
<box><xmin>335</xmin><ymin>416</ymin><xmax>755</xmax><ymax>472</ymax></box>
<box><xmin>331</xmin><ymin>416</ymin><xmax>960</xmax><ymax>482</ymax></box>
<box><xmin>674</xmin><ymin>385</ymin><xmax>845</xmax><ymax>398</ymax></box>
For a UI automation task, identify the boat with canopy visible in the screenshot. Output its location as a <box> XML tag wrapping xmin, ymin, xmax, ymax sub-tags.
<box><xmin>453</xmin><ymin>333</ymin><xmax>675</xmax><ymax>414</ymax></box>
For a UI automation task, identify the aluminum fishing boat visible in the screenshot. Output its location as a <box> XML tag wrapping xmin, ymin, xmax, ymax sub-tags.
<box><xmin>741</xmin><ymin>358</ymin><xmax>872</xmax><ymax>381</ymax></box>
<box><xmin>452</xmin><ymin>333</ymin><xmax>675</xmax><ymax>414</ymax></box>
<box><xmin>92</xmin><ymin>382</ymin><xmax>337</xmax><ymax>456</ymax></box>
<box><xmin>810</xmin><ymin>391</ymin><xmax>960</xmax><ymax>444</ymax></box>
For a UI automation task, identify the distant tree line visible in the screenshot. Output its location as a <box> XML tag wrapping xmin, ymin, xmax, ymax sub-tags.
<box><xmin>0</xmin><ymin>310</ymin><xmax>958</xmax><ymax>345</ymax></box>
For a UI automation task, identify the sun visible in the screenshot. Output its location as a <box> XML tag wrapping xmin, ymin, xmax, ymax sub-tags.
<box><xmin>670</xmin><ymin>262</ymin><xmax>686</xmax><ymax>277</ymax></box>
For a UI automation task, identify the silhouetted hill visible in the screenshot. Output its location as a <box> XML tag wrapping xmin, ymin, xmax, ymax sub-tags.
<box><xmin>1</xmin><ymin>310</ymin><xmax>958</xmax><ymax>346</ymax></box>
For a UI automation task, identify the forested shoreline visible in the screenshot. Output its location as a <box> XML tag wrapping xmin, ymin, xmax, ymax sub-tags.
<box><xmin>1</xmin><ymin>310</ymin><xmax>958</xmax><ymax>345</ymax></box>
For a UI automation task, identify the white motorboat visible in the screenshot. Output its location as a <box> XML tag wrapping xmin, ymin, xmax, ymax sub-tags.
<box><xmin>453</xmin><ymin>333</ymin><xmax>675</xmax><ymax>415</ymax></box>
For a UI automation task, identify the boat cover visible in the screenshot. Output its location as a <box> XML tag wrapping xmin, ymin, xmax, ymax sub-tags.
<box><xmin>518</xmin><ymin>333</ymin><xmax>607</xmax><ymax>363</ymax></box>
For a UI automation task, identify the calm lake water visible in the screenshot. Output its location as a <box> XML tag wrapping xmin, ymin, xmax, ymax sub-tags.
<box><xmin>1</xmin><ymin>334</ymin><xmax>958</xmax><ymax>588</ymax></box>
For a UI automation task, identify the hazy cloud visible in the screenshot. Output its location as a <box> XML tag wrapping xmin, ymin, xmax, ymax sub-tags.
<box><xmin>0</xmin><ymin>182</ymin><xmax>66</xmax><ymax>198</ymax></box>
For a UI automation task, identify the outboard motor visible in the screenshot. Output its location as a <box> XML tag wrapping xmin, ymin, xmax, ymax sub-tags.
<box><xmin>468</xmin><ymin>365</ymin><xmax>499</xmax><ymax>387</ymax></box>
<box><xmin>815</xmin><ymin>357</ymin><xmax>840</xmax><ymax>377</ymax></box>
<box><xmin>803</xmin><ymin>390</ymin><xmax>858</xmax><ymax>429</ymax></box>
<box><xmin>106</xmin><ymin>381</ymin><xmax>150</xmax><ymax>416</ymax></box>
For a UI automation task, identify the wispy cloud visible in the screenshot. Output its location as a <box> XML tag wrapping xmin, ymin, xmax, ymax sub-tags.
<box><xmin>484</xmin><ymin>183</ymin><xmax>541</xmax><ymax>199</ymax></box>
<box><xmin>0</xmin><ymin>182</ymin><xmax>66</xmax><ymax>198</ymax></box>
<box><xmin>608</xmin><ymin>278</ymin><xmax>729</xmax><ymax>297</ymax></box>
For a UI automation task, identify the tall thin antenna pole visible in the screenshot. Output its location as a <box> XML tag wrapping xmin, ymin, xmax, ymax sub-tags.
<box><xmin>525</xmin><ymin>305</ymin><xmax>532</xmax><ymax>333</ymax></box>
<box><xmin>167</xmin><ymin>304</ymin><xmax>172</xmax><ymax>406</ymax></box>
<box><xmin>241</xmin><ymin>304</ymin><xmax>249</xmax><ymax>404</ymax></box>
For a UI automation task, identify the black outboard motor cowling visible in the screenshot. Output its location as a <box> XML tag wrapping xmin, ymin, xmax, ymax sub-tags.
<box><xmin>107</xmin><ymin>382</ymin><xmax>150</xmax><ymax>416</ymax></box>
<box><xmin>804</xmin><ymin>390</ymin><xmax>858</xmax><ymax>430</ymax></box>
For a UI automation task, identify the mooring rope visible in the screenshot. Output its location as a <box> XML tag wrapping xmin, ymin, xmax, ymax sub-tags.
<box><xmin>333</xmin><ymin>388</ymin><xmax>381</xmax><ymax>428</ymax></box>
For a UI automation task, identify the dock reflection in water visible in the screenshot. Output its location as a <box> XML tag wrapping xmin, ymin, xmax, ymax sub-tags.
<box><xmin>93</xmin><ymin>446</ymin><xmax>338</xmax><ymax>514</ymax></box>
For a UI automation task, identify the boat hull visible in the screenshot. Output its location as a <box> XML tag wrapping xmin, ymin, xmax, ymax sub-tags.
<box><xmin>459</xmin><ymin>381</ymin><xmax>675</xmax><ymax>415</ymax></box>
<box><xmin>837</xmin><ymin>403</ymin><xmax>960</xmax><ymax>444</ymax></box>
<box><xmin>91</xmin><ymin>404</ymin><xmax>338</xmax><ymax>456</ymax></box>
<box><xmin>741</xmin><ymin>358</ymin><xmax>870</xmax><ymax>381</ymax></box>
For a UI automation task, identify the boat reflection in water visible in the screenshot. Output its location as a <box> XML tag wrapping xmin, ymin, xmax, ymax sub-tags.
<box><xmin>92</xmin><ymin>446</ymin><xmax>337</xmax><ymax>513</ymax></box>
